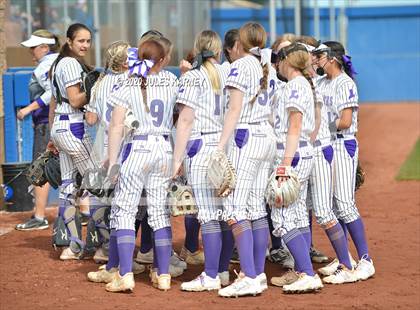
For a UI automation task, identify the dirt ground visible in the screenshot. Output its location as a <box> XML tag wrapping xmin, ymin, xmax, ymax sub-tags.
<box><xmin>0</xmin><ymin>103</ymin><xmax>419</xmax><ymax>310</ymax></box>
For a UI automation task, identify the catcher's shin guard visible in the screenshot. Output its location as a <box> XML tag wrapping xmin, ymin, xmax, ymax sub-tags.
<box><xmin>52</xmin><ymin>198</ymin><xmax>81</xmax><ymax>249</ymax></box>
<box><xmin>59</xmin><ymin>201</ymin><xmax>83</xmax><ymax>252</ymax></box>
<box><xmin>87</xmin><ymin>205</ymin><xmax>111</xmax><ymax>252</ymax></box>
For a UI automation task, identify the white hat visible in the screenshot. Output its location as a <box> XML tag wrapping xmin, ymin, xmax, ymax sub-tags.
<box><xmin>21</xmin><ymin>35</ymin><xmax>56</xmax><ymax>47</ymax></box>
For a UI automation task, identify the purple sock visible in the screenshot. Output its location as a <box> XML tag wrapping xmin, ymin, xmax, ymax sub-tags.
<box><xmin>140</xmin><ymin>215</ymin><xmax>153</xmax><ymax>253</ymax></box>
<box><xmin>266</xmin><ymin>206</ymin><xmax>283</xmax><ymax>250</ymax></box>
<box><xmin>154</xmin><ymin>227</ymin><xmax>172</xmax><ymax>275</ymax></box>
<box><xmin>339</xmin><ymin>219</ymin><xmax>348</xmax><ymax>238</ymax></box>
<box><xmin>232</xmin><ymin>220</ymin><xmax>256</xmax><ymax>278</ymax></box>
<box><xmin>184</xmin><ymin>215</ymin><xmax>200</xmax><ymax>252</ymax></box>
<box><xmin>218</xmin><ymin>222</ymin><xmax>234</xmax><ymax>273</ymax></box>
<box><xmin>325</xmin><ymin>223</ymin><xmax>352</xmax><ymax>269</ymax></box>
<box><xmin>116</xmin><ymin>229</ymin><xmax>135</xmax><ymax>276</ymax></box>
<box><xmin>283</xmin><ymin>229</ymin><xmax>314</xmax><ymax>276</ymax></box>
<box><xmin>106</xmin><ymin>229</ymin><xmax>119</xmax><ymax>270</ymax></box>
<box><xmin>346</xmin><ymin>218</ymin><xmax>371</xmax><ymax>261</ymax></box>
<box><xmin>251</xmin><ymin>217</ymin><xmax>269</xmax><ymax>275</ymax></box>
<box><xmin>299</xmin><ymin>226</ymin><xmax>312</xmax><ymax>251</ymax></box>
<box><xmin>201</xmin><ymin>221</ymin><xmax>222</xmax><ymax>278</ymax></box>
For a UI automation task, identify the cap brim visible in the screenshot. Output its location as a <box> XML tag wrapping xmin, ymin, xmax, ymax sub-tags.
<box><xmin>21</xmin><ymin>35</ymin><xmax>55</xmax><ymax>47</ymax></box>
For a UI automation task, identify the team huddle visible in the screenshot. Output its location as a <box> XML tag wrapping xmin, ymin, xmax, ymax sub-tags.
<box><xmin>20</xmin><ymin>21</ymin><xmax>375</xmax><ymax>297</ymax></box>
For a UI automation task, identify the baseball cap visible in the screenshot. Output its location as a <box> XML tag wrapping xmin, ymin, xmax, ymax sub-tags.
<box><xmin>21</xmin><ymin>35</ymin><xmax>56</xmax><ymax>47</ymax></box>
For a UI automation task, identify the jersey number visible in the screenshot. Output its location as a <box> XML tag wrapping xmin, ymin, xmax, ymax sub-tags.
<box><xmin>150</xmin><ymin>99</ymin><xmax>164</xmax><ymax>127</ymax></box>
<box><xmin>214</xmin><ymin>94</ymin><xmax>221</xmax><ymax>116</ymax></box>
<box><xmin>257</xmin><ymin>79</ymin><xmax>275</xmax><ymax>106</ymax></box>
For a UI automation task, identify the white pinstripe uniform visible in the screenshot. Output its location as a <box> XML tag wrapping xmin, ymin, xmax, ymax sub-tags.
<box><xmin>317</xmin><ymin>72</ymin><xmax>360</xmax><ymax>224</ymax></box>
<box><xmin>305</xmin><ymin>77</ymin><xmax>337</xmax><ymax>226</ymax></box>
<box><xmin>177</xmin><ymin>63</ymin><xmax>229</xmax><ymax>224</ymax></box>
<box><xmin>271</xmin><ymin>76</ymin><xmax>315</xmax><ymax>237</ymax></box>
<box><xmin>32</xmin><ymin>53</ymin><xmax>59</xmax><ymax>107</ymax></box>
<box><xmin>50</xmin><ymin>57</ymin><xmax>97</xmax><ymax>200</ymax></box>
<box><xmin>86</xmin><ymin>71</ymin><xmax>128</xmax><ymax>155</ymax></box>
<box><xmin>108</xmin><ymin>70</ymin><xmax>177</xmax><ymax>232</ymax></box>
<box><xmin>223</xmin><ymin>55</ymin><xmax>277</xmax><ymax>222</ymax></box>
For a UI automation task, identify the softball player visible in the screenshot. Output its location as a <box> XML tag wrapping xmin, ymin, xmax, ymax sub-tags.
<box><xmin>313</xmin><ymin>41</ymin><xmax>375</xmax><ymax>282</ymax></box>
<box><xmin>269</xmin><ymin>41</ymin><xmax>323</xmax><ymax>293</ymax></box>
<box><xmin>84</xmin><ymin>41</ymin><xmax>130</xmax><ymax>263</ymax></box>
<box><xmin>48</xmin><ymin>23</ymin><xmax>100</xmax><ymax>260</ymax></box>
<box><xmin>177</xmin><ymin>49</ymin><xmax>206</xmax><ymax>266</ymax></box>
<box><xmin>15</xmin><ymin>29</ymin><xmax>59</xmax><ymax>231</ymax></box>
<box><xmin>266</xmin><ymin>34</ymin><xmax>296</xmax><ymax>270</ymax></box>
<box><xmin>101</xmin><ymin>39</ymin><xmax>178</xmax><ymax>293</ymax></box>
<box><xmin>172</xmin><ymin>30</ymin><xmax>232</xmax><ymax>291</ymax></box>
<box><xmin>277</xmin><ymin>39</ymin><xmax>357</xmax><ymax>284</ymax></box>
<box><xmin>216</xmin><ymin>22</ymin><xmax>277</xmax><ymax>297</ymax></box>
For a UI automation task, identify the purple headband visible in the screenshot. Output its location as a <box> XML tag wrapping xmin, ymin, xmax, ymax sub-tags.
<box><xmin>127</xmin><ymin>47</ymin><xmax>154</xmax><ymax>77</ymax></box>
<box><xmin>342</xmin><ymin>54</ymin><xmax>357</xmax><ymax>79</ymax></box>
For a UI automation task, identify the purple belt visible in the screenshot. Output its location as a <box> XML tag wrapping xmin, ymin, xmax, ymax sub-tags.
<box><xmin>277</xmin><ymin>140</ymin><xmax>308</xmax><ymax>150</ymax></box>
<box><xmin>59</xmin><ymin>115</ymin><xmax>69</xmax><ymax>120</ymax></box>
<box><xmin>133</xmin><ymin>134</ymin><xmax>169</xmax><ymax>141</ymax></box>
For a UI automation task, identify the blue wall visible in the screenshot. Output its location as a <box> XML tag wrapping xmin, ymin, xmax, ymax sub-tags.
<box><xmin>211</xmin><ymin>5</ymin><xmax>420</xmax><ymax>102</ymax></box>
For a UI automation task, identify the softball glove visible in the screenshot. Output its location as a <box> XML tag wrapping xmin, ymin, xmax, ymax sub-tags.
<box><xmin>207</xmin><ymin>149</ymin><xmax>236</xmax><ymax>197</ymax></box>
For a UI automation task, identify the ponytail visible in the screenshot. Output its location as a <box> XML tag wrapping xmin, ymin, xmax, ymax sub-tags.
<box><xmin>249</xmin><ymin>62</ymin><xmax>269</xmax><ymax>105</ymax></box>
<box><xmin>203</xmin><ymin>59</ymin><xmax>221</xmax><ymax>95</ymax></box>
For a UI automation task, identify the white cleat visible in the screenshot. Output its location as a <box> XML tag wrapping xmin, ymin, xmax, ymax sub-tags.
<box><xmin>218</xmin><ymin>273</ymin><xmax>261</xmax><ymax>298</ymax></box>
<box><xmin>135</xmin><ymin>249</ymin><xmax>153</xmax><ymax>264</ymax></box>
<box><xmin>87</xmin><ymin>265</ymin><xmax>117</xmax><ymax>283</ymax></box>
<box><xmin>181</xmin><ymin>272</ymin><xmax>221</xmax><ymax>292</ymax></box>
<box><xmin>257</xmin><ymin>273</ymin><xmax>268</xmax><ymax>291</ymax></box>
<box><xmin>171</xmin><ymin>252</ymin><xmax>187</xmax><ymax>270</ymax></box>
<box><xmin>354</xmin><ymin>255</ymin><xmax>375</xmax><ymax>281</ymax></box>
<box><xmin>60</xmin><ymin>247</ymin><xmax>82</xmax><ymax>260</ymax></box>
<box><xmin>218</xmin><ymin>271</ymin><xmax>230</xmax><ymax>287</ymax></box>
<box><xmin>132</xmin><ymin>261</ymin><xmax>146</xmax><ymax>275</ymax></box>
<box><xmin>282</xmin><ymin>273</ymin><xmax>323</xmax><ymax>294</ymax></box>
<box><xmin>105</xmin><ymin>272</ymin><xmax>135</xmax><ymax>293</ymax></box>
<box><xmin>93</xmin><ymin>247</ymin><xmax>109</xmax><ymax>264</ymax></box>
<box><xmin>318</xmin><ymin>253</ymin><xmax>357</xmax><ymax>276</ymax></box>
<box><xmin>323</xmin><ymin>265</ymin><xmax>358</xmax><ymax>284</ymax></box>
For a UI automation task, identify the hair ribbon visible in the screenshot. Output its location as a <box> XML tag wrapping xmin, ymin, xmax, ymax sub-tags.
<box><xmin>127</xmin><ymin>47</ymin><xmax>154</xmax><ymax>77</ymax></box>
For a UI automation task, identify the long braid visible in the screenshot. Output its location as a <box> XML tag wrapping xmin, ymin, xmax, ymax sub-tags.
<box><xmin>141</xmin><ymin>75</ymin><xmax>149</xmax><ymax>113</ymax></box>
<box><xmin>250</xmin><ymin>62</ymin><xmax>269</xmax><ymax>105</ymax></box>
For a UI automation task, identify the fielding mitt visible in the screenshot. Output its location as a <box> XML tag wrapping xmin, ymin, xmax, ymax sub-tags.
<box><xmin>207</xmin><ymin>150</ymin><xmax>236</xmax><ymax>197</ymax></box>
<box><xmin>82</xmin><ymin>70</ymin><xmax>101</xmax><ymax>103</ymax></box>
<box><xmin>26</xmin><ymin>151</ymin><xmax>61</xmax><ymax>189</ymax></box>
<box><xmin>355</xmin><ymin>161</ymin><xmax>365</xmax><ymax>191</ymax></box>
<box><xmin>266</xmin><ymin>165</ymin><xmax>300</xmax><ymax>208</ymax></box>
<box><xmin>167</xmin><ymin>176</ymin><xmax>198</xmax><ymax>217</ymax></box>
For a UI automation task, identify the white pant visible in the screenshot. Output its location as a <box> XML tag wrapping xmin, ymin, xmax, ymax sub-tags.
<box><xmin>110</xmin><ymin>135</ymin><xmax>172</xmax><ymax>231</ymax></box>
<box><xmin>306</xmin><ymin>140</ymin><xmax>337</xmax><ymax>226</ymax></box>
<box><xmin>271</xmin><ymin>143</ymin><xmax>314</xmax><ymax>237</ymax></box>
<box><xmin>332</xmin><ymin>137</ymin><xmax>360</xmax><ymax>223</ymax></box>
<box><xmin>184</xmin><ymin>132</ymin><xmax>224</xmax><ymax>224</ymax></box>
<box><xmin>223</xmin><ymin>123</ymin><xmax>277</xmax><ymax>222</ymax></box>
<box><xmin>50</xmin><ymin>114</ymin><xmax>96</xmax><ymax>199</ymax></box>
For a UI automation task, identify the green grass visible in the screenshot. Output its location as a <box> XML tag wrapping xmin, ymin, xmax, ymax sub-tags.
<box><xmin>396</xmin><ymin>138</ymin><xmax>420</xmax><ymax>180</ymax></box>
